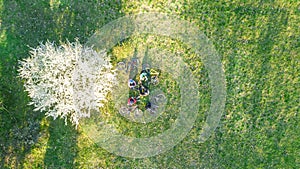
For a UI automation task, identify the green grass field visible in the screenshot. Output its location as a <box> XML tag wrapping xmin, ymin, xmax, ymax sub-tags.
<box><xmin>0</xmin><ymin>0</ymin><xmax>299</xmax><ymax>168</ymax></box>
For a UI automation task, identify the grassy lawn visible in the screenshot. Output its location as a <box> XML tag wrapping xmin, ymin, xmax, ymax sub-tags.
<box><xmin>0</xmin><ymin>0</ymin><xmax>299</xmax><ymax>168</ymax></box>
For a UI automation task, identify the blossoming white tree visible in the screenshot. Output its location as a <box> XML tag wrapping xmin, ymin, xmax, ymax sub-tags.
<box><xmin>18</xmin><ymin>40</ymin><xmax>116</xmax><ymax>127</ymax></box>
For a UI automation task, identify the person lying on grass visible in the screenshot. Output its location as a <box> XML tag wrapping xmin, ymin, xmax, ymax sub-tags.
<box><xmin>127</xmin><ymin>97</ymin><xmax>137</xmax><ymax>106</ymax></box>
<box><xmin>128</xmin><ymin>79</ymin><xmax>137</xmax><ymax>89</ymax></box>
<box><xmin>139</xmin><ymin>85</ymin><xmax>149</xmax><ymax>97</ymax></box>
<box><xmin>139</xmin><ymin>69</ymin><xmax>150</xmax><ymax>83</ymax></box>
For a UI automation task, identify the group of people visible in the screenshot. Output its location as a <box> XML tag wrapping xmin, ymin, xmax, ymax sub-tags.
<box><xmin>127</xmin><ymin>69</ymin><xmax>152</xmax><ymax>108</ymax></box>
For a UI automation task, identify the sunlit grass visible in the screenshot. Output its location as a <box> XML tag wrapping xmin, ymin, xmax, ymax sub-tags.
<box><xmin>23</xmin><ymin>118</ymin><xmax>50</xmax><ymax>169</ymax></box>
<box><xmin>49</xmin><ymin>0</ymin><xmax>60</xmax><ymax>10</ymax></box>
<box><xmin>0</xmin><ymin>0</ymin><xmax>299</xmax><ymax>168</ymax></box>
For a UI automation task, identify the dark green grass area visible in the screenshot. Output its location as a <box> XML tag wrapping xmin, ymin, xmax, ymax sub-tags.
<box><xmin>0</xmin><ymin>0</ymin><xmax>122</xmax><ymax>168</ymax></box>
<box><xmin>0</xmin><ymin>0</ymin><xmax>299</xmax><ymax>168</ymax></box>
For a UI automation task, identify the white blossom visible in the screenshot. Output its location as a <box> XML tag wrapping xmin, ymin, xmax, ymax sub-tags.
<box><xmin>18</xmin><ymin>40</ymin><xmax>116</xmax><ymax>127</ymax></box>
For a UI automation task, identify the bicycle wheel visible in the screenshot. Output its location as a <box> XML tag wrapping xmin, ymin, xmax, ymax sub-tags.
<box><xmin>119</xmin><ymin>106</ymin><xmax>130</xmax><ymax>115</ymax></box>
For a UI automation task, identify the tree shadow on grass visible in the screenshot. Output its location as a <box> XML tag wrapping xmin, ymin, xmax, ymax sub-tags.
<box><xmin>43</xmin><ymin>119</ymin><xmax>78</xmax><ymax>169</ymax></box>
<box><xmin>0</xmin><ymin>0</ymin><xmax>122</xmax><ymax>168</ymax></box>
<box><xmin>0</xmin><ymin>29</ymin><xmax>43</xmax><ymax>168</ymax></box>
<box><xmin>177</xmin><ymin>2</ymin><xmax>291</xmax><ymax>168</ymax></box>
